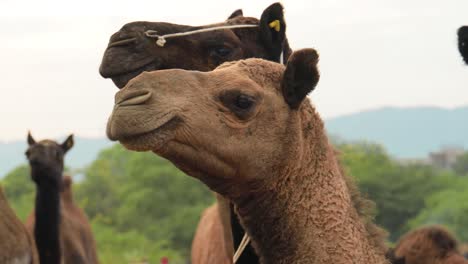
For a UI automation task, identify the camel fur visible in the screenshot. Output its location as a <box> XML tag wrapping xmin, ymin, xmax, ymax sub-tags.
<box><xmin>393</xmin><ymin>225</ymin><xmax>468</xmax><ymax>264</ymax></box>
<box><xmin>459</xmin><ymin>26</ymin><xmax>468</xmax><ymax>64</ymax></box>
<box><xmin>191</xmin><ymin>200</ymin><xmax>232</xmax><ymax>264</ymax></box>
<box><xmin>0</xmin><ymin>185</ymin><xmax>39</xmax><ymax>264</ymax></box>
<box><xmin>25</xmin><ymin>133</ymin><xmax>99</xmax><ymax>264</ymax></box>
<box><xmin>106</xmin><ymin>48</ymin><xmax>390</xmax><ymax>264</ymax></box>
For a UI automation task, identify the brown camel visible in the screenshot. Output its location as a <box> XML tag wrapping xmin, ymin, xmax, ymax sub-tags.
<box><xmin>25</xmin><ymin>132</ymin><xmax>99</xmax><ymax>264</ymax></box>
<box><xmin>191</xmin><ymin>199</ymin><xmax>233</xmax><ymax>264</ymax></box>
<box><xmin>0</xmin><ymin>185</ymin><xmax>39</xmax><ymax>264</ymax></box>
<box><xmin>459</xmin><ymin>26</ymin><xmax>468</xmax><ymax>64</ymax></box>
<box><xmin>392</xmin><ymin>225</ymin><xmax>468</xmax><ymax>264</ymax></box>
<box><xmin>106</xmin><ymin>48</ymin><xmax>390</xmax><ymax>263</ymax></box>
<box><xmin>100</xmin><ymin>3</ymin><xmax>291</xmax><ymax>263</ymax></box>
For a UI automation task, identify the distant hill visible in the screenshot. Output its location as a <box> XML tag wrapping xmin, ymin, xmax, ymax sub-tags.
<box><xmin>1</xmin><ymin>106</ymin><xmax>467</xmax><ymax>177</ymax></box>
<box><xmin>325</xmin><ymin>106</ymin><xmax>468</xmax><ymax>158</ymax></box>
<box><xmin>0</xmin><ymin>137</ymin><xmax>114</xmax><ymax>178</ymax></box>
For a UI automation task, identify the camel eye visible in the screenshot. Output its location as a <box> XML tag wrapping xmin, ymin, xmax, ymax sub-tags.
<box><xmin>25</xmin><ymin>150</ymin><xmax>30</xmax><ymax>158</ymax></box>
<box><xmin>235</xmin><ymin>94</ymin><xmax>254</xmax><ymax>110</ymax></box>
<box><xmin>219</xmin><ymin>91</ymin><xmax>257</xmax><ymax>120</ymax></box>
<box><xmin>212</xmin><ymin>46</ymin><xmax>232</xmax><ymax>58</ymax></box>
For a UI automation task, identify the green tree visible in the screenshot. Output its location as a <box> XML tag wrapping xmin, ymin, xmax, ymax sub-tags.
<box><xmin>76</xmin><ymin>144</ymin><xmax>214</xmax><ymax>258</ymax></box>
<box><xmin>453</xmin><ymin>152</ymin><xmax>468</xmax><ymax>176</ymax></box>
<box><xmin>408</xmin><ymin>185</ymin><xmax>468</xmax><ymax>241</ymax></box>
<box><xmin>1</xmin><ymin>165</ymin><xmax>35</xmax><ymax>220</ymax></box>
<box><xmin>337</xmin><ymin>142</ymin><xmax>456</xmax><ymax>240</ymax></box>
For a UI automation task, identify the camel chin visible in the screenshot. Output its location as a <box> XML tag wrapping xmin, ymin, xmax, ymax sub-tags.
<box><xmin>116</xmin><ymin>117</ymin><xmax>180</xmax><ymax>152</ymax></box>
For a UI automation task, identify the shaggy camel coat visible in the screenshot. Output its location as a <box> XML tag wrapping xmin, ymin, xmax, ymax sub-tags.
<box><xmin>0</xmin><ymin>186</ymin><xmax>39</xmax><ymax>264</ymax></box>
<box><xmin>106</xmin><ymin>49</ymin><xmax>390</xmax><ymax>263</ymax></box>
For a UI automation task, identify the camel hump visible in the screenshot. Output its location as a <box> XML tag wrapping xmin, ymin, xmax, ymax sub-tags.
<box><xmin>62</xmin><ymin>175</ymin><xmax>73</xmax><ymax>189</ymax></box>
<box><xmin>61</xmin><ymin>175</ymin><xmax>74</xmax><ymax>203</ymax></box>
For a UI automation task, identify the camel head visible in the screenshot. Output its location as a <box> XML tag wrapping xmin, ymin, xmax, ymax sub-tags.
<box><xmin>107</xmin><ymin>48</ymin><xmax>319</xmax><ymax>194</ymax></box>
<box><xmin>393</xmin><ymin>226</ymin><xmax>468</xmax><ymax>264</ymax></box>
<box><xmin>100</xmin><ymin>3</ymin><xmax>290</xmax><ymax>88</ymax></box>
<box><xmin>25</xmin><ymin>132</ymin><xmax>73</xmax><ymax>185</ymax></box>
<box><xmin>386</xmin><ymin>248</ymin><xmax>406</xmax><ymax>264</ymax></box>
<box><xmin>459</xmin><ymin>26</ymin><xmax>468</xmax><ymax>64</ymax></box>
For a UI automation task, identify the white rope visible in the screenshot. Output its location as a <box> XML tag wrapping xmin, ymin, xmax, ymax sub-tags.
<box><xmin>145</xmin><ymin>24</ymin><xmax>258</xmax><ymax>47</ymax></box>
<box><xmin>144</xmin><ymin>23</ymin><xmax>285</xmax><ymax>64</ymax></box>
<box><xmin>233</xmin><ymin>233</ymin><xmax>251</xmax><ymax>263</ymax></box>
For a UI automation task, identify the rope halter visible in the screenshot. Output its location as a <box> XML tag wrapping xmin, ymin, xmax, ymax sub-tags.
<box><xmin>144</xmin><ymin>19</ymin><xmax>281</xmax><ymax>46</ymax></box>
<box><xmin>144</xmin><ymin>20</ymin><xmax>284</xmax><ymax>64</ymax></box>
<box><xmin>144</xmin><ymin>24</ymin><xmax>258</xmax><ymax>47</ymax></box>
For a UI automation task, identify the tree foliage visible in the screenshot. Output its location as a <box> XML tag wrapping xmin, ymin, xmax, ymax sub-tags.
<box><xmin>2</xmin><ymin>142</ymin><xmax>468</xmax><ymax>262</ymax></box>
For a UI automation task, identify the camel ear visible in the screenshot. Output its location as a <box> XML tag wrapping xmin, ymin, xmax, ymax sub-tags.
<box><xmin>228</xmin><ymin>9</ymin><xmax>243</xmax><ymax>19</ymax></box>
<box><xmin>61</xmin><ymin>134</ymin><xmax>74</xmax><ymax>153</ymax></box>
<box><xmin>458</xmin><ymin>26</ymin><xmax>468</xmax><ymax>64</ymax></box>
<box><xmin>281</xmin><ymin>49</ymin><xmax>320</xmax><ymax>109</ymax></box>
<box><xmin>27</xmin><ymin>131</ymin><xmax>36</xmax><ymax>146</ymax></box>
<box><xmin>259</xmin><ymin>2</ymin><xmax>286</xmax><ymax>62</ymax></box>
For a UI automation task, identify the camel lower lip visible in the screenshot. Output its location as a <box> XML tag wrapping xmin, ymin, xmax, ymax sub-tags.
<box><xmin>118</xmin><ymin>117</ymin><xmax>180</xmax><ymax>152</ymax></box>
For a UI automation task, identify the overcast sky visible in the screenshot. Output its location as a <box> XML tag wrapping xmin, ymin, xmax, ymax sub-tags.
<box><xmin>0</xmin><ymin>0</ymin><xmax>466</xmax><ymax>142</ymax></box>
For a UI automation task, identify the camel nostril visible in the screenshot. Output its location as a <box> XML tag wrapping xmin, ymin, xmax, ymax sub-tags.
<box><xmin>116</xmin><ymin>89</ymin><xmax>152</xmax><ymax>106</ymax></box>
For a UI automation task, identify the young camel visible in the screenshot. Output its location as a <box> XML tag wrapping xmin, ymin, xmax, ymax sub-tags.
<box><xmin>459</xmin><ymin>26</ymin><xmax>468</xmax><ymax>64</ymax></box>
<box><xmin>25</xmin><ymin>133</ymin><xmax>99</xmax><ymax>264</ymax></box>
<box><xmin>0</xmin><ymin>185</ymin><xmax>39</xmax><ymax>264</ymax></box>
<box><xmin>100</xmin><ymin>3</ymin><xmax>291</xmax><ymax>263</ymax></box>
<box><xmin>392</xmin><ymin>225</ymin><xmax>468</xmax><ymax>264</ymax></box>
<box><xmin>106</xmin><ymin>49</ymin><xmax>389</xmax><ymax>263</ymax></box>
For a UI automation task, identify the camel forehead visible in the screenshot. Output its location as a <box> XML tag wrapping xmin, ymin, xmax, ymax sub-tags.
<box><xmin>37</xmin><ymin>140</ymin><xmax>59</xmax><ymax>147</ymax></box>
<box><xmin>214</xmin><ymin>58</ymin><xmax>285</xmax><ymax>91</ymax></box>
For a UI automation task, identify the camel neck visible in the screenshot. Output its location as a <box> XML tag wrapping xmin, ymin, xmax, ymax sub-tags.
<box><xmin>233</xmin><ymin>108</ymin><xmax>387</xmax><ymax>264</ymax></box>
<box><xmin>34</xmin><ymin>171</ymin><xmax>61</xmax><ymax>264</ymax></box>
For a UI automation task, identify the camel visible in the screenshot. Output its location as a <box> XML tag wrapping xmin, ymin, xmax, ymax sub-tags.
<box><xmin>459</xmin><ymin>26</ymin><xmax>468</xmax><ymax>64</ymax></box>
<box><xmin>25</xmin><ymin>132</ymin><xmax>99</xmax><ymax>264</ymax></box>
<box><xmin>0</xmin><ymin>185</ymin><xmax>39</xmax><ymax>264</ymax></box>
<box><xmin>106</xmin><ymin>48</ymin><xmax>390</xmax><ymax>263</ymax></box>
<box><xmin>191</xmin><ymin>198</ymin><xmax>232</xmax><ymax>264</ymax></box>
<box><xmin>100</xmin><ymin>3</ymin><xmax>291</xmax><ymax>263</ymax></box>
<box><xmin>392</xmin><ymin>225</ymin><xmax>468</xmax><ymax>264</ymax></box>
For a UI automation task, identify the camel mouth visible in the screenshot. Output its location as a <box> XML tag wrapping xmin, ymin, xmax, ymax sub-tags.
<box><xmin>111</xmin><ymin>116</ymin><xmax>181</xmax><ymax>152</ymax></box>
<box><xmin>107</xmin><ymin>61</ymin><xmax>158</xmax><ymax>89</ymax></box>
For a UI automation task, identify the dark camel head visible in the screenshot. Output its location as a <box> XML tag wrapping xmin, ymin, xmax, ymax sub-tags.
<box><xmin>106</xmin><ymin>49</ymin><xmax>320</xmax><ymax>194</ymax></box>
<box><xmin>459</xmin><ymin>26</ymin><xmax>468</xmax><ymax>64</ymax></box>
<box><xmin>386</xmin><ymin>248</ymin><xmax>406</xmax><ymax>264</ymax></box>
<box><xmin>100</xmin><ymin>3</ymin><xmax>291</xmax><ymax>88</ymax></box>
<box><xmin>25</xmin><ymin>132</ymin><xmax>73</xmax><ymax>185</ymax></box>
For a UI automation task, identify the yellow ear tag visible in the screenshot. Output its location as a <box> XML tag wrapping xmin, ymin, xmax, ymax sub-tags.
<box><xmin>268</xmin><ymin>20</ymin><xmax>281</xmax><ymax>32</ymax></box>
